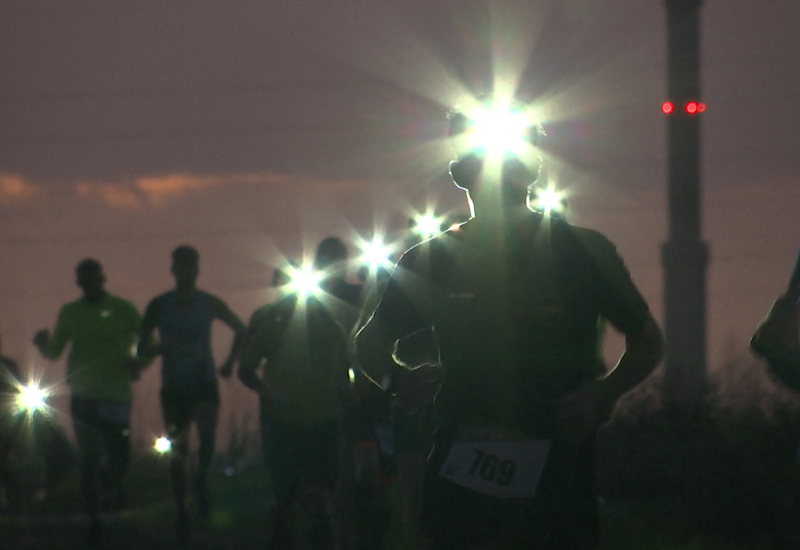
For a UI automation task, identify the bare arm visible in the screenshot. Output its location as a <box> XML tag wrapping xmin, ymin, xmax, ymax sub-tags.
<box><xmin>237</xmin><ymin>343</ymin><xmax>267</xmax><ymax>396</ymax></box>
<box><xmin>353</xmin><ymin>314</ymin><xmax>401</xmax><ymax>389</ymax></box>
<box><xmin>237</xmin><ymin>314</ymin><xmax>272</xmax><ymax>399</ymax></box>
<box><xmin>237</xmin><ymin>361</ymin><xmax>265</xmax><ymax>395</ymax></box>
<box><xmin>600</xmin><ymin>314</ymin><xmax>664</xmax><ymax>404</ymax></box>
<box><xmin>136</xmin><ymin>297</ymin><xmax>162</xmax><ymax>360</ymax></box>
<box><xmin>560</xmin><ymin>313</ymin><xmax>664</xmax><ymax>444</ymax></box>
<box><xmin>34</xmin><ymin>307</ymin><xmax>71</xmax><ymax>360</ymax></box>
<box><xmin>210</xmin><ymin>296</ymin><xmax>246</xmax><ymax>379</ymax></box>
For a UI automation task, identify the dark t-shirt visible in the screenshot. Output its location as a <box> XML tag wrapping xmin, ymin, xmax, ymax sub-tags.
<box><xmin>371</xmin><ymin>212</ymin><xmax>650</xmax><ymax>440</ymax></box>
<box><xmin>240</xmin><ymin>288</ymin><xmax>353</xmax><ymax>427</ymax></box>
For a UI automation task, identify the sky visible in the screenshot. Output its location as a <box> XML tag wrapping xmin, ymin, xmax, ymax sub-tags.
<box><xmin>1</xmin><ymin>0</ymin><xmax>800</xmax><ymax>445</ymax></box>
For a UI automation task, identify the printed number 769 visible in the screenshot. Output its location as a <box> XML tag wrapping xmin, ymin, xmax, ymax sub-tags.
<box><xmin>468</xmin><ymin>449</ymin><xmax>516</xmax><ymax>486</ymax></box>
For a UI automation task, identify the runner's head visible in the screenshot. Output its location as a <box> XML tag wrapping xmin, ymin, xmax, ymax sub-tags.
<box><xmin>314</xmin><ymin>237</ymin><xmax>349</xmax><ymax>287</ymax></box>
<box><xmin>446</xmin><ymin>95</ymin><xmax>544</xmax><ymax>208</ymax></box>
<box><xmin>272</xmin><ymin>261</ymin><xmax>296</xmax><ymax>289</ymax></box>
<box><xmin>76</xmin><ymin>258</ymin><xmax>106</xmax><ymax>302</ymax></box>
<box><xmin>171</xmin><ymin>245</ymin><xmax>200</xmax><ymax>288</ymax></box>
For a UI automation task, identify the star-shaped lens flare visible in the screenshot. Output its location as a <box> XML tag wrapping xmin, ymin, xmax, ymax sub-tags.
<box><xmin>529</xmin><ymin>183</ymin><xmax>567</xmax><ymax>216</ymax></box>
<box><xmin>454</xmin><ymin>99</ymin><xmax>543</xmax><ymax>160</ymax></box>
<box><xmin>154</xmin><ymin>436</ymin><xmax>172</xmax><ymax>454</ymax></box>
<box><xmin>412</xmin><ymin>213</ymin><xmax>443</xmax><ymax>239</ymax></box>
<box><xmin>17</xmin><ymin>382</ymin><xmax>47</xmax><ymax>413</ymax></box>
<box><xmin>12</xmin><ymin>378</ymin><xmax>54</xmax><ymax>418</ymax></box>
<box><xmin>285</xmin><ymin>263</ymin><xmax>323</xmax><ymax>298</ymax></box>
<box><xmin>356</xmin><ymin>236</ymin><xmax>394</xmax><ymax>271</ymax></box>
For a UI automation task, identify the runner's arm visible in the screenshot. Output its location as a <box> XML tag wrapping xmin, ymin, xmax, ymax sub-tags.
<box><xmin>34</xmin><ymin>307</ymin><xmax>71</xmax><ymax>360</ymax></box>
<box><xmin>597</xmin><ymin>313</ymin><xmax>664</xmax><ymax>411</ymax></box>
<box><xmin>210</xmin><ymin>296</ymin><xmax>246</xmax><ymax>378</ymax></box>
<box><xmin>136</xmin><ymin>297</ymin><xmax>162</xmax><ymax>360</ymax></box>
<box><xmin>237</xmin><ymin>322</ymin><xmax>268</xmax><ymax>397</ymax></box>
<box><xmin>560</xmin><ymin>230</ymin><xmax>664</xmax><ymax>442</ymax></box>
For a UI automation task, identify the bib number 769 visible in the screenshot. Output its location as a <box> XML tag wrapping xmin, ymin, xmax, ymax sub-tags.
<box><xmin>439</xmin><ymin>439</ymin><xmax>550</xmax><ymax>498</ymax></box>
<box><xmin>468</xmin><ymin>449</ymin><xmax>516</xmax><ymax>486</ymax></box>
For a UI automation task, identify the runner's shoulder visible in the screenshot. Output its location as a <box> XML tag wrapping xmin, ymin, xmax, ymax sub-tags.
<box><xmin>104</xmin><ymin>293</ymin><xmax>140</xmax><ymax>312</ymax></box>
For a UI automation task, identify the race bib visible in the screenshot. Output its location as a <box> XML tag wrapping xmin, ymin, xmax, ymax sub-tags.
<box><xmin>439</xmin><ymin>439</ymin><xmax>550</xmax><ymax>498</ymax></box>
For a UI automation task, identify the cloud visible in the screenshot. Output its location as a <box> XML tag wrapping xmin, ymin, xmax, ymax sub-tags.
<box><xmin>0</xmin><ymin>171</ymin><xmax>378</xmax><ymax>210</ymax></box>
<box><xmin>0</xmin><ymin>174</ymin><xmax>39</xmax><ymax>205</ymax></box>
<box><xmin>76</xmin><ymin>182</ymin><xmax>143</xmax><ymax>209</ymax></box>
<box><xmin>73</xmin><ymin>171</ymin><xmax>372</xmax><ymax>209</ymax></box>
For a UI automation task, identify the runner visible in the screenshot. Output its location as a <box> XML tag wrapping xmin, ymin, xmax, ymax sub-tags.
<box><xmin>34</xmin><ymin>258</ymin><xmax>146</xmax><ymax>546</ymax></box>
<box><xmin>354</xmin><ymin>99</ymin><xmax>664</xmax><ymax>549</ymax></box>
<box><xmin>137</xmin><ymin>245</ymin><xmax>245</xmax><ymax>545</ymax></box>
<box><xmin>238</xmin><ymin>238</ymin><xmax>353</xmax><ymax>550</ymax></box>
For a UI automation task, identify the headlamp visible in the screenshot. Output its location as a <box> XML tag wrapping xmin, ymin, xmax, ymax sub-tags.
<box><xmin>449</xmin><ymin>98</ymin><xmax>544</xmax><ymax>160</ymax></box>
<box><xmin>528</xmin><ymin>184</ymin><xmax>567</xmax><ymax>216</ymax></box>
<box><xmin>284</xmin><ymin>263</ymin><xmax>323</xmax><ymax>298</ymax></box>
<box><xmin>154</xmin><ymin>436</ymin><xmax>172</xmax><ymax>453</ymax></box>
<box><xmin>356</xmin><ymin>237</ymin><xmax>394</xmax><ymax>271</ymax></box>
<box><xmin>14</xmin><ymin>381</ymin><xmax>50</xmax><ymax>416</ymax></box>
<box><xmin>412</xmin><ymin>214</ymin><xmax>443</xmax><ymax>239</ymax></box>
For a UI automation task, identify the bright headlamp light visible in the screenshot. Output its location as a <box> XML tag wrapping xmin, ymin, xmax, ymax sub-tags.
<box><xmin>14</xmin><ymin>380</ymin><xmax>50</xmax><ymax>416</ymax></box>
<box><xmin>450</xmin><ymin>99</ymin><xmax>544</xmax><ymax>160</ymax></box>
<box><xmin>285</xmin><ymin>264</ymin><xmax>323</xmax><ymax>298</ymax></box>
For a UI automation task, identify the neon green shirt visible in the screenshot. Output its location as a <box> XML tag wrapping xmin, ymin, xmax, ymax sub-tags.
<box><xmin>43</xmin><ymin>293</ymin><xmax>141</xmax><ymax>403</ymax></box>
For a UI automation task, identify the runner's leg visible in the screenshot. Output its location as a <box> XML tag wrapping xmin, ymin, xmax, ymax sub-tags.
<box><xmin>71</xmin><ymin>398</ymin><xmax>105</xmax><ymax>546</ymax></box>
<box><xmin>161</xmin><ymin>390</ymin><xmax>192</xmax><ymax>545</ymax></box>
<box><xmin>193</xmin><ymin>398</ymin><xmax>218</xmax><ymax>518</ymax></box>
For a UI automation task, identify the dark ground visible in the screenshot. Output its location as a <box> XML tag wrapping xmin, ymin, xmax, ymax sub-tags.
<box><xmin>1</xmin><ymin>450</ymin><xmax>412</xmax><ymax>550</ymax></box>
<box><xmin>1</xmin><ymin>452</ymin><xmax>275</xmax><ymax>550</ymax></box>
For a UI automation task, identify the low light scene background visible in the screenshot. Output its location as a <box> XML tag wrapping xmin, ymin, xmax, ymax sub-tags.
<box><xmin>1</xmin><ymin>1</ymin><xmax>799</xmax><ymax>548</ymax></box>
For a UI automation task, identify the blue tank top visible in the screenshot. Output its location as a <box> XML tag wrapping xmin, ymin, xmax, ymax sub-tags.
<box><xmin>156</xmin><ymin>290</ymin><xmax>216</xmax><ymax>388</ymax></box>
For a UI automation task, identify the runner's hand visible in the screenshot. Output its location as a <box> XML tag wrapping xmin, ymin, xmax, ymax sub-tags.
<box><xmin>558</xmin><ymin>380</ymin><xmax>616</xmax><ymax>445</ymax></box>
<box><xmin>33</xmin><ymin>329</ymin><xmax>50</xmax><ymax>350</ymax></box>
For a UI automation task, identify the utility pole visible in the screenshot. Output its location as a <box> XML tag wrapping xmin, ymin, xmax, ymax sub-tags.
<box><xmin>661</xmin><ymin>0</ymin><xmax>708</xmax><ymax>408</ymax></box>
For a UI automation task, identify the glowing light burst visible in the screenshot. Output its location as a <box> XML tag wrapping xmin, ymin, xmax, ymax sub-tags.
<box><xmin>471</xmin><ymin>105</ymin><xmax>531</xmax><ymax>156</ymax></box>
<box><xmin>11</xmin><ymin>377</ymin><xmax>56</xmax><ymax>418</ymax></box>
<box><xmin>356</xmin><ymin>236</ymin><xmax>394</xmax><ymax>271</ymax></box>
<box><xmin>453</xmin><ymin>97</ymin><xmax>543</xmax><ymax>162</ymax></box>
<box><xmin>285</xmin><ymin>263</ymin><xmax>323</xmax><ymax>298</ymax></box>
<box><xmin>154</xmin><ymin>436</ymin><xmax>172</xmax><ymax>453</ymax></box>
<box><xmin>529</xmin><ymin>183</ymin><xmax>567</xmax><ymax>216</ymax></box>
<box><xmin>16</xmin><ymin>382</ymin><xmax>47</xmax><ymax>414</ymax></box>
<box><xmin>412</xmin><ymin>213</ymin><xmax>443</xmax><ymax>238</ymax></box>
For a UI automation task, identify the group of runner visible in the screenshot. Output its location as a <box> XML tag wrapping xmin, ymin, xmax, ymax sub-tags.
<box><xmin>8</xmin><ymin>98</ymin><xmax>668</xmax><ymax>550</ymax></box>
<box><xmin>20</xmin><ymin>236</ymin><xmax>429</xmax><ymax>549</ymax></box>
<box><xmin>238</xmin><ymin>235</ymin><xmax>441</xmax><ymax>550</ymax></box>
<box><xmin>30</xmin><ymin>248</ymin><xmax>246</xmax><ymax>547</ymax></box>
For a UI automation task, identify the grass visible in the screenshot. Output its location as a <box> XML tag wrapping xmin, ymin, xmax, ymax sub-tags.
<box><xmin>5</xmin><ymin>348</ymin><xmax>800</xmax><ymax>549</ymax></box>
<box><xmin>3</xmin><ymin>445</ymin><xmax>799</xmax><ymax>549</ymax></box>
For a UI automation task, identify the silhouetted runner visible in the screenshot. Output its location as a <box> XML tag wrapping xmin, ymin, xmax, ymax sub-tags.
<box><xmin>355</xmin><ymin>97</ymin><xmax>664</xmax><ymax>550</ymax></box>
<box><xmin>138</xmin><ymin>245</ymin><xmax>245</xmax><ymax>546</ymax></box>
<box><xmin>238</xmin><ymin>238</ymin><xmax>354</xmax><ymax>550</ymax></box>
<box><xmin>34</xmin><ymin>258</ymin><xmax>147</xmax><ymax>547</ymax></box>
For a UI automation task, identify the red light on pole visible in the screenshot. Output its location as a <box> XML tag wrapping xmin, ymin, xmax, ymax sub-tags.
<box><xmin>663</xmin><ymin>101</ymin><xmax>705</xmax><ymax>115</ymax></box>
<box><xmin>684</xmin><ymin>101</ymin><xmax>705</xmax><ymax>115</ymax></box>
